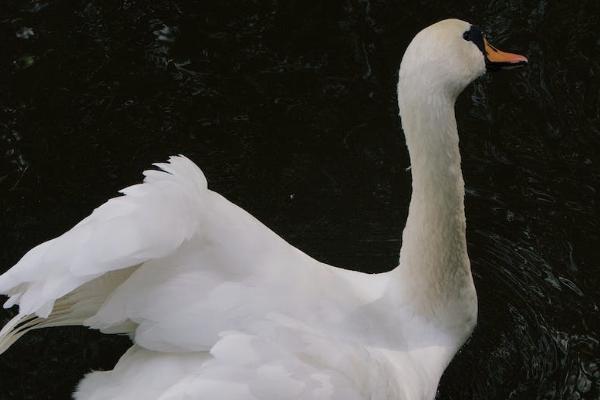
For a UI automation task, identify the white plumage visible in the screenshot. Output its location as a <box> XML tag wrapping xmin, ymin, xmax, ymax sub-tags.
<box><xmin>0</xmin><ymin>19</ymin><xmax>527</xmax><ymax>399</ymax></box>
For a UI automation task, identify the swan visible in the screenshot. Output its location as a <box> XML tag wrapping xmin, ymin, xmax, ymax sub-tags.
<box><xmin>0</xmin><ymin>19</ymin><xmax>527</xmax><ymax>400</ymax></box>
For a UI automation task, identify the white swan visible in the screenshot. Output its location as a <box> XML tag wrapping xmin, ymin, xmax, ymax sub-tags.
<box><xmin>0</xmin><ymin>19</ymin><xmax>527</xmax><ymax>400</ymax></box>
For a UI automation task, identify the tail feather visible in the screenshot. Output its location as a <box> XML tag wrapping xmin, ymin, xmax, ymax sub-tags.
<box><xmin>0</xmin><ymin>313</ymin><xmax>34</xmax><ymax>354</ymax></box>
<box><xmin>0</xmin><ymin>266</ymin><xmax>138</xmax><ymax>355</ymax></box>
<box><xmin>0</xmin><ymin>309</ymin><xmax>81</xmax><ymax>355</ymax></box>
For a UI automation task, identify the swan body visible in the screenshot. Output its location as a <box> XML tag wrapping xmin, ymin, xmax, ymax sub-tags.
<box><xmin>0</xmin><ymin>19</ymin><xmax>527</xmax><ymax>400</ymax></box>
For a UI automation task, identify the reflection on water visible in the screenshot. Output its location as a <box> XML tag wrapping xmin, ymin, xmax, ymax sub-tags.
<box><xmin>0</xmin><ymin>1</ymin><xmax>599</xmax><ymax>399</ymax></box>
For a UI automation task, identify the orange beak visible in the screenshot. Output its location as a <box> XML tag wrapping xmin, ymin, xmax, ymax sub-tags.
<box><xmin>484</xmin><ymin>37</ymin><xmax>528</xmax><ymax>70</ymax></box>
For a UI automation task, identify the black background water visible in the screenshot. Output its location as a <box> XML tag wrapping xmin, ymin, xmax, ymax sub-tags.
<box><xmin>1</xmin><ymin>0</ymin><xmax>599</xmax><ymax>399</ymax></box>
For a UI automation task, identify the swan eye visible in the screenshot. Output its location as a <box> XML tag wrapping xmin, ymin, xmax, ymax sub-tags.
<box><xmin>463</xmin><ymin>26</ymin><xmax>486</xmax><ymax>55</ymax></box>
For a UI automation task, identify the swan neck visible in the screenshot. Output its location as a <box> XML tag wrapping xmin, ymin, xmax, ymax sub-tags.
<box><xmin>392</xmin><ymin>85</ymin><xmax>476</xmax><ymax>335</ymax></box>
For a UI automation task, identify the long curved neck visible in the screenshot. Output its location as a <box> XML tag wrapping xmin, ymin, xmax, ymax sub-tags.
<box><xmin>391</xmin><ymin>84</ymin><xmax>476</xmax><ymax>332</ymax></box>
<box><xmin>401</xmin><ymin>91</ymin><xmax>466</xmax><ymax>266</ymax></box>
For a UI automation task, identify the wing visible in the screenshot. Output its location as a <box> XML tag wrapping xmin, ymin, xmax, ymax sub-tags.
<box><xmin>0</xmin><ymin>156</ymin><xmax>207</xmax><ymax>318</ymax></box>
<box><xmin>0</xmin><ymin>156</ymin><xmax>385</xmax><ymax>354</ymax></box>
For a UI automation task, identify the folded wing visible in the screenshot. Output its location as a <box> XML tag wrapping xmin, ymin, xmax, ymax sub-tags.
<box><xmin>0</xmin><ymin>156</ymin><xmax>373</xmax><ymax>355</ymax></box>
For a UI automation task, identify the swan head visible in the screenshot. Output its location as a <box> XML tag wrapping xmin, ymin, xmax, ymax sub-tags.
<box><xmin>398</xmin><ymin>19</ymin><xmax>528</xmax><ymax>101</ymax></box>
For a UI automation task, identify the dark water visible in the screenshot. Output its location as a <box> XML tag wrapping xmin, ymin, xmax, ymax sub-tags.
<box><xmin>1</xmin><ymin>1</ymin><xmax>599</xmax><ymax>399</ymax></box>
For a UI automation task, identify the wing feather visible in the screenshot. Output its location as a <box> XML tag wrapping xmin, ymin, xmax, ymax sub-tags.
<box><xmin>0</xmin><ymin>156</ymin><xmax>205</xmax><ymax>318</ymax></box>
